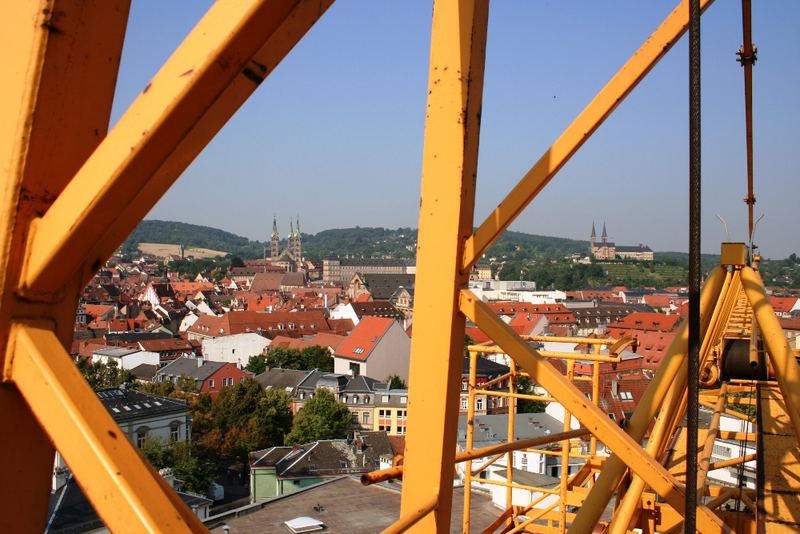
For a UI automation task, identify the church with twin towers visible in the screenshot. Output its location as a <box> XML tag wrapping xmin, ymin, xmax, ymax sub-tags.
<box><xmin>589</xmin><ymin>221</ymin><xmax>654</xmax><ymax>261</ymax></box>
<box><xmin>266</xmin><ymin>216</ymin><xmax>302</xmax><ymax>269</ymax></box>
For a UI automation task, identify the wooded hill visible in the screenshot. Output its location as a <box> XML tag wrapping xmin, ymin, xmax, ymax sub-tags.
<box><xmin>122</xmin><ymin>220</ymin><xmax>590</xmax><ymax>261</ymax></box>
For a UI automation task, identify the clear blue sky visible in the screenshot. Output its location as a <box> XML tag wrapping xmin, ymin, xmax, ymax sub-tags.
<box><xmin>113</xmin><ymin>1</ymin><xmax>799</xmax><ymax>258</ymax></box>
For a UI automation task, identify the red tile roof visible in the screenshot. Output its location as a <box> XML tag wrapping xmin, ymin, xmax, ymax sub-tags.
<box><xmin>188</xmin><ymin>310</ymin><xmax>331</xmax><ymax>338</ymax></box>
<box><xmin>170</xmin><ymin>281</ymin><xmax>214</xmax><ymax>296</ymax></box>
<box><xmin>83</xmin><ymin>304</ymin><xmax>115</xmax><ymax>320</ymax></box>
<box><xmin>269</xmin><ymin>336</ymin><xmax>315</xmax><ymax>351</ymax></box>
<box><xmin>770</xmin><ymin>296</ymin><xmax>798</xmax><ymax>314</ymax></box>
<box><xmin>335</xmin><ymin>316</ymin><xmax>396</xmax><ymax>362</ymax></box>
<box><xmin>643</xmin><ymin>294</ymin><xmax>672</xmax><ymax>308</ymax></box>
<box><xmin>309</xmin><ymin>332</ymin><xmax>347</xmax><ymax>351</ymax></box>
<box><xmin>509</xmin><ymin>313</ymin><xmax>545</xmax><ymax>336</ymax></box>
<box><xmin>606</xmin><ymin>312</ymin><xmax>680</xmax><ymax>333</ymax></box>
<box><xmin>779</xmin><ymin>317</ymin><xmax>800</xmax><ymax>332</ymax></box>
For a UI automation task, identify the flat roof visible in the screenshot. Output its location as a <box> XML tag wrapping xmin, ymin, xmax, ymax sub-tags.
<box><xmin>207</xmin><ymin>476</ymin><xmax>502</xmax><ymax>533</ymax></box>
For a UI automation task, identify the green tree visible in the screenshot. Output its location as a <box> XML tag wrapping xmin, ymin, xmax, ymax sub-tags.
<box><xmin>136</xmin><ymin>380</ymin><xmax>175</xmax><ymax>397</ymax></box>
<box><xmin>245</xmin><ymin>354</ymin><xmax>268</xmax><ymax>375</ymax></box>
<box><xmin>76</xmin><ymin>358</ymin><xmax>136</xmax><ymax>391</ymax></box>
<box><xmin>387</xmin><ymin>374</ymin><xmax>406</xmax><ymax>390</ymax></box>
<box><xmin>265</xmin><ymin>347</ymin><xmax>302</xmax><ymax>369</ymax></box>
<box><xmin>194</xmin><ymin>380</ymin><xmax>292</xmax><ymax>464</ymax></box>
<box><xmin>285</xmin><ymin>388</ymin><xmax>352</xmax><ymax>445</ymax></box>
<box><xmin>265</xmin><ymin>346</ymin><xmax>333</xmax><ymax>372</ymax></box>
<box><xmin>516</xmin><ymin>376</ymin><xmax>547</xmax><ymax>413</ymax></box>
<box><xmin>300</xmin><ymin>346</ymin><xmax>333</xmax><ymax>372</ymax></box>
<box><xmin>140</xmin><ymin>437</ymin><xmax>214</xmax><ymax>494</ymax></box>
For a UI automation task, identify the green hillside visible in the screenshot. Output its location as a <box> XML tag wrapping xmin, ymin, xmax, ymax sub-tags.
<box><xmin>122</xmin><ymin>220</ymin><xmax>589</xmax><ymax>261</ymax></box>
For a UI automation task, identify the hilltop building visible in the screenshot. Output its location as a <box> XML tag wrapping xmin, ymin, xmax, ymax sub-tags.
<box><xmin>589</xmin><ymin>221</ymin><xmax>653</xmax><ymax>261</ymax></box>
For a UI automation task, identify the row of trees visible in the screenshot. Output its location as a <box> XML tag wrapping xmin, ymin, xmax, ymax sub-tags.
<box><xmin>245</xmin><ymin>345</ymin><xmax>334</xmax><ymax>375</ymax></box>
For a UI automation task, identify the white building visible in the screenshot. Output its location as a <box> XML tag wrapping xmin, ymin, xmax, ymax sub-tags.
<box><xmin>468</xmin><ymin>280</ymin><xmax>566</xmax><ymax>304</ymax></box>
<box><xmin>92</xmin><ymin>347</ymin><xmax>159</xmax><ymax>370</ymax></box>
<box><xmin>333</xmin><ymin>316</ymin><xmax>411</xmax><ymax>381</ymax></box>
<box><xmin>328</xmin><ymin>302</ymin><xmax>361</xmax><ymax>325</ymax></box>
<box><xmin>201</xmin><ymin>332</ymin><xmax>271</xmax><ymax>368</ymax></box>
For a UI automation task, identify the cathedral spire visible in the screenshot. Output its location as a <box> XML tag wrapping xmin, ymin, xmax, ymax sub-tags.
<box><xmin>602</xmin><ymin>221</ymin><xmax>608</xmax><ymax>239</ymax></box>
<box><xmin>271</xmin><ymin>215</ymin><xmax>278</xmax><ymax>239</ymax></box>
<box><xmin>591</xmin><ymin>221</ymin><xmax>596</xmax><ymax>239</ymax></box>
<box><xmin>295</xmin><ymin>215</ymin><xmax>301</xmax><ymax>237</ymax></box>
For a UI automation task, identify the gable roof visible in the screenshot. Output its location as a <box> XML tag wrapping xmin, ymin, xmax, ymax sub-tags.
<box><xmin>155</xmin><ymin>357</ymin><xmax>226</xmax><ymax>382</ymax></box>
<box><xmin>256</xmin><ymin>368</ymin><xmax>312</xmax><ymax>391</ymax></box>
<box><xmin>335</xmin><ymin>316</ymin><xmax>396</xmax><ymax>362</ymax></box>
<box><xmin>359</xmin><ymin>273</ymin><xmax>415</xmax><ymax>300</ymax></box>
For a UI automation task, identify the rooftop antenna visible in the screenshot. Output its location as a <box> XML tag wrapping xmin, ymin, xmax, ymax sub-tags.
<box><xmin>714</xmin><ymin>214</ymin><xmax>731</xmax><ymax>242</ymax></box>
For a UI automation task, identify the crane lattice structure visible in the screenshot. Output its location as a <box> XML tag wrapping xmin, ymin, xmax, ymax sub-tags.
<box><xmin>1</xmin><ymin>0</ymin><xmax>797</xmax><ymax>533</ymax></box>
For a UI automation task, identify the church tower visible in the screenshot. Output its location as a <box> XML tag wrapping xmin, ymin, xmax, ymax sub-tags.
<box><xmin>590</xmin><ymin>221</ymin><xmax>596</xmax><ymax>253</ymax></box>
<box><xmin>270</xmin><ymin>216</ymin><xmax>279</xmax><ymax>259</ymax></box>
<box><xmin>293</xmin><ymin>216</ymin><xmax>302</xmax><ymax>261</ymax></box>
<box><xmin>602</xmin><ymin>221</ymin><xmax>608</xmax><ymax>246</ymax></box>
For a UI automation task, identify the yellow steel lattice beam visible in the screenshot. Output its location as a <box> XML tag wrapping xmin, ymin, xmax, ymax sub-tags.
<box><xmin>399</xmin><ymin>0</ymin><xmax>489</xmax><ymax>531</ymax></box>
<box><xmin>8</xmin><ymin>323</ymin><xmax>205</xmax><ymax>532</ymax></box>
<box><xmin>461</xmin><ymin>0</ymin><xmax>715</xmax><ymax>270</ymax></box>
<box><xmin>0</xmin><ymin>2</ymin><xmax>131</xmax><ymax>530</ymax></box>
<box><xmin>1</xmin><ymin>0</ymin><xmax>332</xmax><ymax>531</ymax></box>
<box><xmin>21</xmin><ymin>0</ymin><xmax>333</xmax><ymax>296</ymax></box>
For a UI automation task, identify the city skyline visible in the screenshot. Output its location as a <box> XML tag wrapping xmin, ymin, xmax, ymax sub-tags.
<box><xmin>112</xmin><ymin>1</ymin><xmax>799</xmax><ymax>257</ymax></box>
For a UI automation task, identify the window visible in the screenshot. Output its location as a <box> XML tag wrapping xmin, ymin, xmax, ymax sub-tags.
<box><xmin>353</xmin><ymin>347</ymin><xmax>365</xmax><ymax>354</ymax></box>
<box><xmin>608</xmin><ymin>413</ymin><xmax>616</xmax><ymax>421</ymax></box>
<box><xmin>381</xmin><ymin>395</ymin><xmax>389</xmax><ymax>403</ymax></box>
<box><xmin>476</xmin><ymin>398</ymin><xmax>484</xmax><ymax>411</ymax></box>
<box><xmin>712</xmin><ymin>444</ymin><xmax>731</xmax><ymax>459</ymax></box>
<box><xmin>400</xmin><ymin>396</ymin><xmax>407</xmax><ymax>404</ymax></box>
<box><xmin>349</xmin><ymin>363</ymin><xmax>360</xmax><ymax>376</ymax></box>
<box><xmin>460</xmin><ymin>397</ymin><xmax>468</xmax><ymax>410</ymax></box>
<box><xmin>170</xmin><ymin>422</ymin><xmax>180</xmax><ymax>442</ymax></box>
<box><xmin>461</xmin><ymin>379</ymin><xmax>468</xmax><ymax>391</ymax></box>
<box><xmin>209</xmin><ymin>379</ymin><xmax>215</xmax><ymax>388</ymax></box>
<box><xmin>136</xmin><ymin>427</ymin><xmax>149</xmax><ymax>448</ymax></box>
<box><xmin>379</xmin><ymin>409</ymin><xmax>387</xmax><ymax>418</ymax></box>
<box><xmin>379</xmin><ymin>425</ymin><xmax>389</xmax><ymax>432</ymax></box>
<box><xmin>362</xmin><ymin>412</ymin><xmax>370</xmax><ymax>424</ymax></box>
<box><xmin>398</xmin><ymin>410</ymin><xmax>407</xmax><ymax>419</ymax></box>
<box><xmin>619</xmin><ymin>391</ymin><xmax>633</xmax><ymax>401</ymax></box>
<box><xmin>363</xmin><ymin>396</ymin><xmax>370</xmax><ymax>404</ymax></box>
